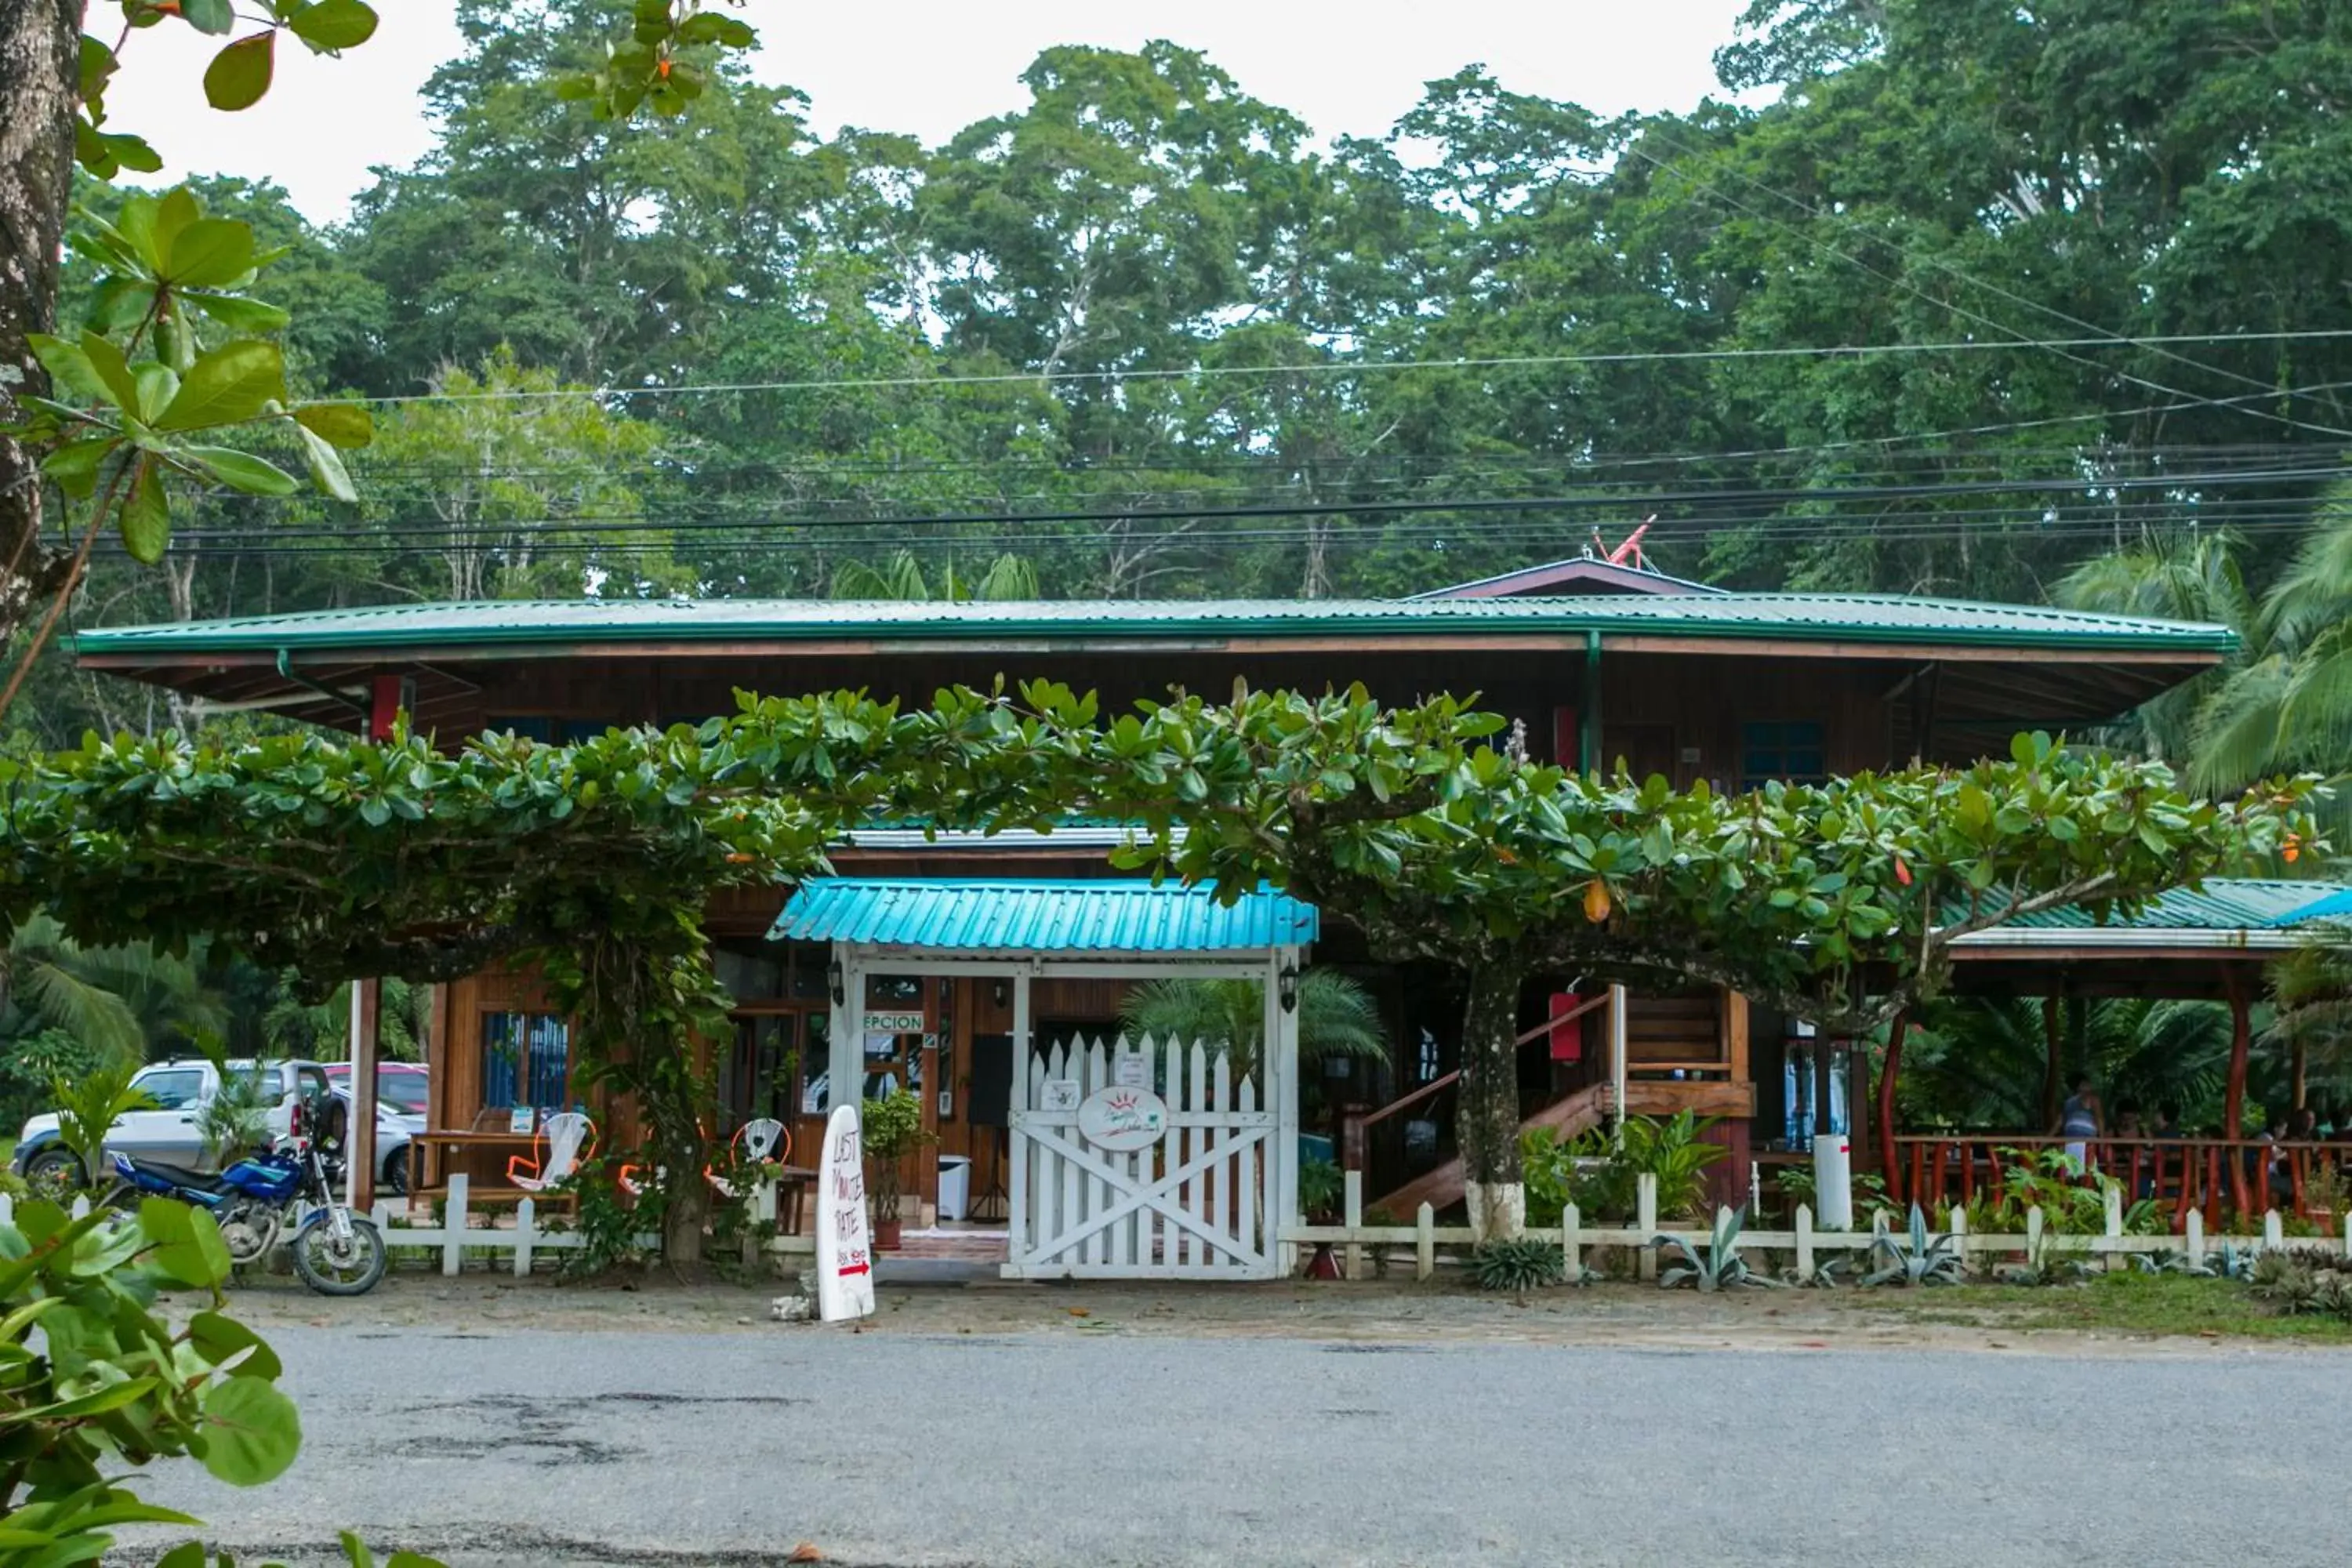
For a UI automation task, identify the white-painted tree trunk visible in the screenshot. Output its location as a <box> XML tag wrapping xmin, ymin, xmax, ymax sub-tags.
<box><xmin>1465</xmin><ymin>1179</ymin><xmax>1526</xmax><ymax>1243</ymax></box>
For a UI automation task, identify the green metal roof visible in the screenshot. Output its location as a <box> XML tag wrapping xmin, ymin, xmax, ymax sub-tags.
<box><xmin>74</xmin><ymin>593</ymin><xmax>2235</xmax><ymax>658</ymax></box>
<box><xmin>2272</xmin><ymin>887</ymin><xmax>2352</xmax><ymax>927</ymax></box>
<box><xmin>771</xmin><ymin>878</ymin><xmax>1317</xmax><ymax>954</ymax></box>
<box><xmin>1949</xmin><ymin>880</ymin><xmax>2350</xmax><ymax>941</ymax></box>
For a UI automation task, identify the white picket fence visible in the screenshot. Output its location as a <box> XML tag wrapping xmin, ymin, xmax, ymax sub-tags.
<box><xmin>1009</xmin><ymin>1033</ymin><xmax>1283</xmax><ymax>1282</ymax></box>
<box><xmin>1281</xmin><ymin>1171</ymin><xmax>2351</xmax><ymax>1282</ymax></box>
<box><xmin>367</xmin><ymin>1173</ymin><xmax>818</xmax><ymax>1276</ymax></box>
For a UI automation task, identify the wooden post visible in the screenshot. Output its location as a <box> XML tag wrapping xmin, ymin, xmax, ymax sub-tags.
<box><xmin>349</xmin><ymin>978</ymin><xmax>382</xmax><ymax>1213</ymax></box>
<box><xmin>1343</xmin><ymin>1168</ymin><xmax>1363</xmax><ymax>1282</ymax></box>
<box><xmin>1877</xmin><ymin>1011</ymin><xmax>1907</xmax><ymax>1191</ymax></box>
<box><xmin>2293</xmin><ymin>1038</ymin><xmax>2309</xmax><ymax>1112</ymax></box>
<box><xmin>2040</xmin><ymin>996</ymin><xmax>2063</xmax><ymax>1132</ymax></box>
<box><xmin>2224</xmin><ymin>970</ymin><xmax>2252</xmax><ymax>1216</ymax></box>
<box><xmin>2024</xmin><ymin>1203</ymin><xmax>2045</xmax><ymax>1269</ymax></box>
<box><xmin>2103</xmin><ymin>1181</ymin><xmax>2123</xmax><ymax>1272</ymax></box>
<box><xmin>1636</xmin><ymin>1171</ymin><xmax>1658</xmax><ymax>1283</ymax></box>
<box><xmin>1414</xmin><ymin>1202</ymin><xmax>1435</xmax><ymax>1281</ymax></box>
<box><xmin>442</xmin><ymin>1173</ymin><xmax>469</xmax><ymax>1276</ymax></box>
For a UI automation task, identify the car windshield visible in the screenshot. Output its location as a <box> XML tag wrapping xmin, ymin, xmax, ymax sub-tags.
<box><xmin>328</xmin><ymin>1067</ymin><xmax>430</xmax><ymax>1114</ymax></box>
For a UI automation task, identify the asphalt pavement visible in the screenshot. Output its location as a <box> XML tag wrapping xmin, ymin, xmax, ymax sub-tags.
<box><xmin>125</xmin><ymin>1320</ymin><xmax>2349</xmax><ymax>1567</ymax></box>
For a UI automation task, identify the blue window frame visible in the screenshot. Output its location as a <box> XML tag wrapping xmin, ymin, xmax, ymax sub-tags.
<box><xmin>1740</xmin><ymin>720</ymin><xmax>1826</xmax><ymax>790</ymax></box>
<box><xmin>483</xmin><ymin>1011</ymin><xmax>570</xmax><ymax>1111</ymax></box>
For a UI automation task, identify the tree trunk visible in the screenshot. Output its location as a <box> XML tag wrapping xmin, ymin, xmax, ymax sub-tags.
<box><xmin>0</xmin><ymin>0</ymin><xmax>82</xmax><ymax>638</ymax></box>
<box><xmin>663</xmin><ymin>1161</ymin><xmax>708</xmax><ymax>1268</ymax></box>
<box><xmin>1456</xmin><ymin>959</ymin><xmax>1526</xmax><ymax>1241</ymax></box>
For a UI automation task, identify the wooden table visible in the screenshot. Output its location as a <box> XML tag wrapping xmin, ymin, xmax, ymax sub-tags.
<box><xmin>408</xmin><ymin>1129</ymin><xmax>539</xmax><ymax>1197</ymax></box>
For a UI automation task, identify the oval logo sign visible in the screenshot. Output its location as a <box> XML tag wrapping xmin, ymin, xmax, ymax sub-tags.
<box><xmin>1077</xmin><ymin>1086</ymin><xmax>1167</xmax><ymax>1151</ymax></box>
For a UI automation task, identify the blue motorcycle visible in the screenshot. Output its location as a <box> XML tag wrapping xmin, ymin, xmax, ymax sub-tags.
<box><xmin>111</xmin><ymin>1096</ymin><xmax>387</xmax><ymax>1295</ymax></box>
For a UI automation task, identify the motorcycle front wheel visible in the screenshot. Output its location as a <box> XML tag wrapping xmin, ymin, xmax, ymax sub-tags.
<box><xmin>289</xmin><ymin>1211</ymin><xmax>387</xmax><ymax>1296</ymax></box>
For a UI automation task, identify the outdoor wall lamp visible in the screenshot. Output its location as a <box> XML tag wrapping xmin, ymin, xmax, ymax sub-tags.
<box><xmin>1277</xmin><ymin>961</ymin><xmax>1299</xmax><ymax>1014</ymax></box>
<box><xmin>991</xmin><ymin>979</ymin><xmax>1008</xmax><ymax>1007</ymax></box>
<box><xmin>827</xmin><ymin>957</ymin><xmax>845</xmax><ymax>1007</ymax></box>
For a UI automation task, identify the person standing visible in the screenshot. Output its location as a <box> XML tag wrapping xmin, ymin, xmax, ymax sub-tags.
<box><xmin>2054</xmin><ymin>1076</ymin><xmax>2102</xmax><ymax>1173</ymax></box>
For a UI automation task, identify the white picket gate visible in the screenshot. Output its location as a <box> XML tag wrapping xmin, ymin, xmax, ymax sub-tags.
<box><xmin>1007</xmin><ymin>1033</ymin><xmax>1283</xmax><ymax>1281</ymax></box>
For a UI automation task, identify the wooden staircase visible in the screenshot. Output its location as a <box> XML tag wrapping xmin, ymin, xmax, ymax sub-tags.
<box><xmin>1368</xmin><ymin>1081</ymin><xmax>1615</xmax><ymax>1219</ymax></box>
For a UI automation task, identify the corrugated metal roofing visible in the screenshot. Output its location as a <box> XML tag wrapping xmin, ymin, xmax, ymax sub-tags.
<box><xmin>2276</xmin><ymin>887</ymin><xmax>2352</xmax><ymax>927</ymax></box>
<box><xmin>771</xmin><ymin>878</ymin><xmax>1318</xmax><ymax>953</ymax></box>
<box><xmin>1951</xmin><ymin>879</ymin><xmax>2350</xmax><ymax>933</ymax></box>
<box><xmin>74</xmin><ymin>591</ymin><xmax>2234</xmax><ymax>657</ymax></box>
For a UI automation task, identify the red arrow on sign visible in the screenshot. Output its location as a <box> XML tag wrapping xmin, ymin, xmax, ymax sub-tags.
<box><xmin>838</xmin><ymin>1261</ymin><xmax>870</xmax><ymax>1277</ymax></box>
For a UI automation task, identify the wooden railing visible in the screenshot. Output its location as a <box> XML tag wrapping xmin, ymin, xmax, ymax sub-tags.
<box><xmin>1890</xmin><ymin>1134</ymin><xmax>2348</xmax><ymax>1229</ymax></box>
<box><xmin>1338</xmin><ymin>994</ymin><xmax>1614</xmax><ymax>1196</ymax></box>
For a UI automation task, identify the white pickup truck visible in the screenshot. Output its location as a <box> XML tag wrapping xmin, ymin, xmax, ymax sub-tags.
<box><xmin>14</xmin><ymin>1057</ymin><xmax>331</xmax><ymax>1189</ymax></box>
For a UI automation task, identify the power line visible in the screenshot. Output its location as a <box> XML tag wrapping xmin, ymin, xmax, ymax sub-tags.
<box><xmin>351</xmin><ymin>328</ymin><xmax>2352</xmax><ymax>406</ymax></box>
<box><xmin>1632</xmin><ymin>122</ymin><xmax>2343</xmax><ymax>423</ymax></box>
<box><xmin>1620</xmin><ymin>134</ymin><xmax>2352</xmax><ymax>441</ymax></box>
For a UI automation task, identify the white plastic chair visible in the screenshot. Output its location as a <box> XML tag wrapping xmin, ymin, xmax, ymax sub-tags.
<box><xmin>708</xmin><ymin>1118</ymin><xmax>790</xmax><ymax>1198</ymax></box>
<box><xmin>509</xmin><ymin>1112</ymin><xmax>595</xmax><ymax>1192</ymax></box>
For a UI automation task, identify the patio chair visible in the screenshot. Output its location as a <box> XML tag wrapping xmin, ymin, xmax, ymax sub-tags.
<box><xmin>509</xmin><ymin>1112</ymin><xmax>596</xmax><ymax>1192</ymax></box>
<box><xmin>706</xmin><ymin>1118</ymin><xmax>791</xmax><ymax>1199</ymax></box>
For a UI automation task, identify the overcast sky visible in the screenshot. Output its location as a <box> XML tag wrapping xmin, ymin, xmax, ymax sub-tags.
<box><xmin>103</xmin><ymin>1</ymin><xmax>1755</xmax><ymax>223</ymax></box>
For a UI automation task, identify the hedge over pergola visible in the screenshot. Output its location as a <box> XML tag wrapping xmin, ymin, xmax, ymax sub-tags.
<box><xmin>0</xmin><ymin>681</ymin><xmax>2317</xmax><ymax>1249</ymax></box>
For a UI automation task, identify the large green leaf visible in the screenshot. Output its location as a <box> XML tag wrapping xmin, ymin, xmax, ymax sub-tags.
<box><xmin>187</xmin><ymin>1311</ymin><xmax>283</xmax><ymax>1381</ymax></box>
<box><xmin>140</xmin><ymin>1197</ymin><xmax>231</xmax><ymax>1287</ymax></box>
<box><xmin>118</xmin><ymin>456</ymin><xmax>170</xmax><ymax>566</ymax></box>
<box><xmin>294</xmin><ymin>424</ymin><xmax>358</xmax><ymax>503</ymax></box>
<box><xmin>292</xmin><ymin>401</ymin><xmax>373</xmax><ymax>448</ymax></box>
<box><xmin>156</xmin><ymin>340</ymin><xmax>285</xmax><ymax>431</ymax></box>
<box><xmin>40</xmin><ymin>438</ymin><xmax>119</xmax><ymax>501</ymax></box>
<box><xmin>198</xmin><ymin>1374</ymin><xmax>301</xmax><ymax>1485</ymax></box>
<box><xmin>185</xmin><ymin>292</ymin><xmax>291</xmax><ymax>333</ymax></box>
<box><xmin>180</xmin><ymin>0</ymin><xmax>237</xmax><ymax>34</ymax></box>
<box><xmin>165</xmin><ymin>219</ymin><xmax>257</xmax><ymax>289</ymax></box>
<box><xmin>182</xmin><ymin>445</ymin><xmax>301</xmax><ymax>497</ymax></box>
<box><xmin>289</xmin><ymin>0</ymin><xmax>379</xmax><ymax>50</ymax></box>
<box><xmin>203</xmin><ymin>32</ymin><xmax>275</xmax><ymax>111</ymax></box>
<box><xmin>76</xmin><ymin>331</ymin><xmax>140</xmax><ymax>412</ymax></box>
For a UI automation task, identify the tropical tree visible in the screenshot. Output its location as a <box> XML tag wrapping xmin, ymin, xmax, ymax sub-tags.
<box><xmin>0</xmin><ymin>913</ymin><xmax>226</xmax><ymax>1063</ymax></box>
<box><xmin>1896</xmin><ymin>994</ymin><xmax>2239</xmax><ymax>1134</ymax></box>
<box><xmin>2266</xmin><ymin>926</ymin><xmax>2352</xmax><ymax>1114</ymax></box>
<box><xmin>1118</xmin><ymin>970</ymin><xmax>1388</xmax><ymax>1093</ymax></box>
<box><xmin>830</xmin><ymin>551</ymin><xmax>1039</xmax><ymax>602</ymax></box>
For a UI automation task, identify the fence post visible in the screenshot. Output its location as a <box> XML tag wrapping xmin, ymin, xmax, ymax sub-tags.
<box><xmin>1948</xmin><ymin>1206</ymin><xmax>1968</xmax><ymax>1272</ymax></box>
<box><xmin>442</xmin><ymin>1173</ymin><xmax>469</xmax><ymax>1277</ymax></box>
<box><xmin>2264</xmin><ymin>1209</ymin><xmax>2285</xmax><ymax>1250</ymax></box>
<box><xmin>1795</xmin><ymin>1203</ymin><xmax>1815</xmax><ymax>1280</ymax></box>
<box><xmin>1343</xmin><ymin>1169</ymin><xmax>1363</xmax><ymax>1283</ymax></box>
<box><xmin>2103</xmin><ymin>1181</ymin><xmax>2124</xmax><ymax>1271</ymax></box>
<box><xmin>2024</xmin><ymin>1203</ymin><xmax>2044</xmax><ymax>1270</ymax></box>
<box><xmin>514</xmin><ymin>1196</ymin><xmax>536</xmax><ymax>1279</ymax></box>
<box><xmin>1562</xmin><ymin>1201</ymin><xmax>1581</xmax><ymax>1283</ymax></box>
<box><xmin>2343</xmin><ymin>1210</ymin><xmax>2351</xmax><ymax>1262</ymax></box>
<box><xmin>1636</xmin><ymin>1172</ymin><xmax>1659</xmax><ymax>1283</ymax></box>
<box><xmin>2185</xmin><ymin>1207</ymin><xmax>2205</xmax><ymax>1269</ymax></box>
<box><xmin>1414</xmin><ymin>1202</ymin><xmax>1435</xmax><ymax>1282</ymax></box>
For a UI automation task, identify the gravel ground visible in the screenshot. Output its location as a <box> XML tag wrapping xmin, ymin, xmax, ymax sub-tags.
<box><xmin>116</xmin><ymin>1278</ymin><xmax>2352</xmax><ymax>1568</ymax></box>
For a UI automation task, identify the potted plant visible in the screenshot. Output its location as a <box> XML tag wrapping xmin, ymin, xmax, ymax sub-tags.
<box><xmin>1298</xmin><ymin>1156</ymin><xmax>1345</xmax><ymax>1279</ymax></box>
<box><xmin>860</xmin><ymin>1087</ymin><xmax>931</xmax><ymax>1250</ymax></box>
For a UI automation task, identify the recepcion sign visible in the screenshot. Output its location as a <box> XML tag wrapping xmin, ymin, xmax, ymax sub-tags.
<box><xmin>861</xmin><ymin>1010</ymin><xmax>925</xmax><ymax>1033</ymax></box>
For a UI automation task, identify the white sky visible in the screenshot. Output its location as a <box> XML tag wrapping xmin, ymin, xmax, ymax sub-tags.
<box><xmin>103</xmin><ymin>1</ymin><xmax>1754</xmax><ymax>223</ymax></box>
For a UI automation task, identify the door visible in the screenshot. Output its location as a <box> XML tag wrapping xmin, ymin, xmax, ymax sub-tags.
<box><xmin>118</xmin><ymin>1065</ymin><xmax>208</xmax><ymax>1164</ymax></box>
<box><xmin>1007</xmin><ymin>1033</ymin><xmax>1283</xmax><ymax>1282</ymax></box>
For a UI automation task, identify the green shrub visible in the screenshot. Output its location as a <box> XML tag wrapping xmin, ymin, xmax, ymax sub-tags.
<box><xmin>1471</xmin><ymin>1236</ymin><xmax>1566</xmax><ymax>1291</ymax></box>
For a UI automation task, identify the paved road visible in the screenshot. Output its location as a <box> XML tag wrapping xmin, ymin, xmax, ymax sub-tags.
<box><xmin>129</xmin><ymin>1323</ymin><xmax>2345</xmax><ymax>1567</ymax></box>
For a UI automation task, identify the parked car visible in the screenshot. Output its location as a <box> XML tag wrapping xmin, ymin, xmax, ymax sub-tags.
<box><xmin>15</xmin><ymin>1058</ymin><xmax>331</xmax><ymax>1189</ymax></box>
<box><xmin>323</xmin><ymin>1062</ymin><xmax>430</xmax><ymax>1194</ymax></box>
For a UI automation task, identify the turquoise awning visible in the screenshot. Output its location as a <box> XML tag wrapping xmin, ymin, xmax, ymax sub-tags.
<box><xmin>770</xmin><ymin>878</ymin><xmax>1317</xmax><ymax>955</ymax></box>
<box><xmin>2276</xmin><ymin>887</ymin><xmax>2352</xmax><ymax>927</ymax></box>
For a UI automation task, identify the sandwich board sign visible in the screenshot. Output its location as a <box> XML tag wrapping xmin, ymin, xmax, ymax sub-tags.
<box><xmin>815</xmin><ymin>1104</ymin><xmax>875</xmax><ymax>1322</ymax></box>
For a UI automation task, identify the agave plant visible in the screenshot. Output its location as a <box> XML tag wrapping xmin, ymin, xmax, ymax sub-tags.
<box><xmin>1655</xmin><ymin>1207</ymin><xmax>1779</xmax><ymax>1291</ymax></box>
<box><xmin>1471</xmin><ymin>1237</ymin><xmax>1567</xmax><ymax>1291</ymax></box>
<box><xmin>1862</xmin><ymin>1204</ymin><xmax>1965</xmax><ymax>1287</ymax></box>
<box><xmin>2209</xmin><ymin>1243</ymin><xmax>2258</xmax><ymax>1282</ymax></box>
<box><xmin>2132</xmin><ymin>1248</ymin><xmax>2212</xmax><ymax>1277</ymax></box>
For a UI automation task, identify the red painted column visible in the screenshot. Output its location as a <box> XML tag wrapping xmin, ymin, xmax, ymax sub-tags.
<box><xmin>2224</xmin><ymin>970</ymin><xmax>2252</xmax><ymax>1218</ymax></box>
<box><xmin>368</xmin><ymin>673</ymin><xmax>403</xmax><ymax>740</ymax></box>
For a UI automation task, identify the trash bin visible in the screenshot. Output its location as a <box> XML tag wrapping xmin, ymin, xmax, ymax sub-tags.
<box><xmin>937</xmin><ymin>1155</ymin><xmax>971</xmax><ymax>1221</ymax></box>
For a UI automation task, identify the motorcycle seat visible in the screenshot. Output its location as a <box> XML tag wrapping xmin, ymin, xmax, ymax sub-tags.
<box><xmin>124</xmin><ymin>1158</ymin><xmax>223</xmax><ymax>1189</ymax></box>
